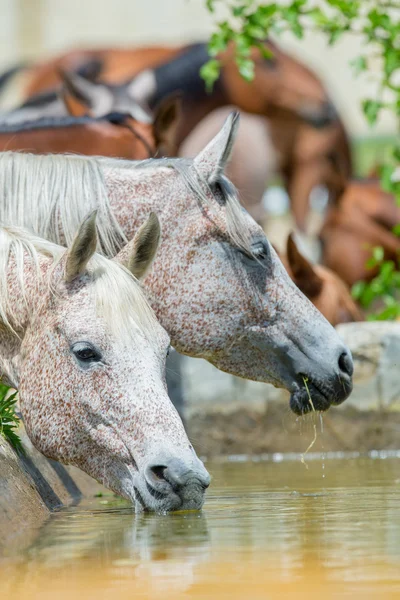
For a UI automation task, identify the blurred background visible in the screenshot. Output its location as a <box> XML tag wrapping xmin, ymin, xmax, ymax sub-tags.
<box><xmin>0</xmin><ymin>0</ymin><xmax>398</xmax><ymax>454</ymax></box>
<box><xmin>0</xmin><ymin>0</ymin><xmax>396</xmax><ymax>140</ymax></box>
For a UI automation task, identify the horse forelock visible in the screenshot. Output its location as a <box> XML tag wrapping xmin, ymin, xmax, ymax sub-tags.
<box><xmin>85</xmin><ymin>253</ymin><xmax>161</xmax><ymax>344</ymax></box>
<box><xmin>0</xmin><ymin>225</ymin><xmax>160</xmax><ymax>344</ymax></box>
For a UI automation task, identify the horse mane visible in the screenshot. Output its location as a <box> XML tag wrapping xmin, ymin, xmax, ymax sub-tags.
<box><xmin>0</xmin><ymin>151</ymin><xmax>253</xmax><ymax>259</ymax></box>
<box><xmin>0</xmin><ymin>151</ymin><xmax>127</xmax><ymax>257</ymax></box>
<box><xmin>0</xmin><ymin>225</ymin><xmax>159</xmax><ymax>343</ymax></box>
<box><xmin>19</xmin><ymin>89</ymin><xmax>58</xmax><ymax>109</ymax></box>
<box><xmin>0</xmin><ymin>113</ymin><xmax>131</xmax><ymax>133</ymax></box>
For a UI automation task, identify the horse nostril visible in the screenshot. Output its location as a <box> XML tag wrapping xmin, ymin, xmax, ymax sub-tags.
<box><xmin>338</xmin><ymin>351</ymin><xmax>353</xmax><ymax>377</ymax></box>
<box><xmin>150</xmin><ymin>465</ymin><xmax>168</xmax><ymax>482</ymax></box>
<box><xmin>146</xmin><ymin>457</ymin><xmax>211</xmax><ymax>496</ymax></box>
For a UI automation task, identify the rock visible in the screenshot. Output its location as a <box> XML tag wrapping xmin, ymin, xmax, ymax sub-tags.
<box><xmin>337</xmin><ymin>322</ymin><xmax>400</xmax><ymax>411</ymax></box>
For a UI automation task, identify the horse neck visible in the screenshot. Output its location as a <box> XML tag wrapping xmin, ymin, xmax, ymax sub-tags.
<box><xmin>0</xmin><ymin>254</ymin><xmax>50</xmax><ymax>388</ymax></box>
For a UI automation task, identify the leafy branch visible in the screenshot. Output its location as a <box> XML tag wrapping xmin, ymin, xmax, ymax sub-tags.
<box><xmin>0</xmin><ymin>384</ymin><xmax>24</xmax><ymax>453</ymax></box>
<box><xmin>203</xmin><ymin>1</ymin><xmax>400</xmax><ymax>126</ymax></box>
<box><xmin>204</xmin><ymin>1</ymin><xmax>400</xmax><ymax>321</ymax></box>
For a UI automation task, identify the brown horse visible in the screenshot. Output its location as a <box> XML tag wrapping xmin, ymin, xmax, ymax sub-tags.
<box><xmin>16</xmin><ymin>41</ymin><xmax>351</xmax><ymax>229</ymax></box>
<box><xmin>320</xmin><ymin>179</ymin><xmax>400</xmax><ymax>286</ymax></box>
<box><xmin>282</xmin><ymin>234</ymin><xmax>363</xmax><ymax>325</ymax></box>
<box><xmin>0</xmin><ymin>113</ymin><xmax>155</xmax><ymax>159</ymax></box>
<box><xmin>0</xmin><ymin>92</ymin><xmax>179</xmax><ymax>159</ymax></box>
<box><xmin>23</xmin><ymin>46</ymin><xmax>180</xmax><ymax>96</ymax></box>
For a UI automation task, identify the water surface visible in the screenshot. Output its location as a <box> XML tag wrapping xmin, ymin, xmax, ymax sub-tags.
<box><xmin>2</xmin><ymin>454</ymin><xmax>400</xmax><ymax>599</ymax></box>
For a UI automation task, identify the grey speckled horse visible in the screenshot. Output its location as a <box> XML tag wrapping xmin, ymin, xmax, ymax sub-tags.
<box><xmin>0</xmin><ymin>113</ymin><xmax>353</xmax><ymax>415</ymax></box>
<box><xmin>0</xmin><ymin>214</ymin><xmax>209</xmax><ymax>512</ymax></box>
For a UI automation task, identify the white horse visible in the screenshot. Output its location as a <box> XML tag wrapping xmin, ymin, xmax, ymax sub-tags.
<box><xmin>0</xmin><ymin>213</ymin><xmax>209</xmax><ymax>512</ymax></box>
<box><xmin>0</xmin><ymin>115</ymin><xmax>353</xmax><ymax>414</ymax></box>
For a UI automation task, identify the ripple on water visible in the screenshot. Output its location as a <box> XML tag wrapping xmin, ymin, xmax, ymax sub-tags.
<box><xmin>2</xmin><ymin>455</ymin><xmax>400</xmax><ymax>599</ymax></box>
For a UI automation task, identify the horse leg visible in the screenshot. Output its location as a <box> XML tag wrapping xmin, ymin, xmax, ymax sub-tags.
<box><xmin>287</xmin><ymin>159</ymin><xmax>329</xmax><ymax>231</ymax></box>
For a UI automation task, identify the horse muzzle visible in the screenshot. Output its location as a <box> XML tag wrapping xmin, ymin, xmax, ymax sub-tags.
<box><xmin>289</xmin><ymin>349</ymin><xmax>353</xmax><ymax>415</ymax></box>
<box><xmin>298</xmin><ymin>101</ymin><xmax>338</xmax><ymax>129</ymax></box>
<box><xmin>136</xmin><ymin>456</ymin><xmax>210</xmax><ymax>513</ymax></box>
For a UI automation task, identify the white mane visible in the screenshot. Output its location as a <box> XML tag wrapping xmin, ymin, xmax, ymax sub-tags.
<box><xmin>0</xmin><ymin>226</ymin><xmax>159</xmax><ymax>342</ymax></box>
<box><xmin>0</xmin><ymin>151</ymin><xmax>252</xmax><ymax>257</ymax></box>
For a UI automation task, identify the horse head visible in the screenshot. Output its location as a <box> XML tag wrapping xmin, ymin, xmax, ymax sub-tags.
<box><xmin>2</xmin><ymin>213</ymin><xmax>209</xmax><ymax>512</ymax></box>
<box><xmin>59</xmin><ymin>69</ymin><xmax>181</xmax><ymax>155</ymax></box>
<box><xmin>256</xmin><ymin>41</ymin><xmax>337</xmax><ymax>128</ymax></box>
<box><xmin>127</xmin><ymin>113</ymin><xmax>354</xmax><ymax>415</ymax></box>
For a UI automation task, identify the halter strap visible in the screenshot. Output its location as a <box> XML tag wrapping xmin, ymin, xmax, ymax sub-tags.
<box><xmin>105</xmin><ymin>112</ymin><xmax>156</xmax><ymax>158</ymax></box>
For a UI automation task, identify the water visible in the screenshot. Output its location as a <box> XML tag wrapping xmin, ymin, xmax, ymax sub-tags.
<box><xmin>2</xmin><ymin>455</ymin><xmax>400</xmax><ymax>599</ymax></box>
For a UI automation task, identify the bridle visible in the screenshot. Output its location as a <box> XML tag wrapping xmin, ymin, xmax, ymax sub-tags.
<box><xmin>105</xmin><ymin>112</ymin><xmax>156</xmax><ymax>158</ymax></box>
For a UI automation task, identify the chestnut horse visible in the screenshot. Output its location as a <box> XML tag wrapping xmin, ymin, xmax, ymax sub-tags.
<box><xmin>282</xmin><ymin>234</ymin><xmax>363</xmax><ymax>325</ymax></box>
<box><xmin>11</xmin><ymin>40</ymin><xmax>351</xmax><ymax>229</ymax></box>
<box><xmin>0</xmin><ymin>85</ymin><xmax>180</xmax><ymax>158</ymax></box>
<box><xmin>0</xmin><ymin>213</ymin><xmax>210</xmax><ymax>512</ymax></box>
<box><xmin>320</xmin><ymin>179</ymin><xmax>400</xmax><ymax>286</ymax></box>
<box><xmin>0</xmin><ymin>113</ymin><xmax>157</xmax><ymax>159</ymax></box>
<box><xmin>0</xmin><ymin>115</ymin><xmax>354</xmax><ymax>415</ymax></box>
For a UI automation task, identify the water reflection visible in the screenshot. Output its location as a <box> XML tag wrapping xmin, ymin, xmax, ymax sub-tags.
<box><xmin>2</xmin><ymin>456</ymin><xmax>400</xmax><ymax>598</ymax></box>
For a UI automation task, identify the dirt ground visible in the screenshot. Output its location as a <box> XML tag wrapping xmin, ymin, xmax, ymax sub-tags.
<box><xmin>187</xmin><ymin>403</ymin><xmax>400</xmax><ymax>457</ymax></box>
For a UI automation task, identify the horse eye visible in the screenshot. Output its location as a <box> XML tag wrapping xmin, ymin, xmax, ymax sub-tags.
<box><xmin>251</xmin><ymin>241</ymin><xmax>269</xmax><ymax>261</ymax></box>
<box><xmin>71</xmin><ymin>342</ymin><xmax>102</xmax><ymax>364</ymax></box>
<box><xmin>167</xmin><ymin>346</ymin><xmax>171</xmax><ymax>357</ymax></box>
<box><xmin>212</xmin><ymin>181</ymin><xmax>225</xmax><ymax>201</ymax></box>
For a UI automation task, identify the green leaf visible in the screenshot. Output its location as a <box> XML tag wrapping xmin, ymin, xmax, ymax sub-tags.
<box><xmin>0</xmin><ymin>387</ymin><xmax>24</xmax><ymax>453</ymax></box>
<box><xmin>327</xmin><ymin>26</ymin><xmax>345</xmax><ymax>45</ymax></box>
<box><xmin>236</xmin><ymin>56</ymin><xmax>255</xmax><ymax>81</ymax></box>
<box><xmin>362</xmin><ymin>99</ymin><xmax>383</xmax><ymax>126</ymax></box>
<box><xmin>384</xmin><ymin>48</ymin><xmax>400</xmax><ymax>77</ymax></box>
<box><xmin>371</xmin><ymin>303</ymin><xmax>400</xmax><ymax>321</ymax></box>
<box><xmin>200</xmin><ymin>59</ymin><xmax>221</xmax><ymax>92</ymax></box>
<box><xmin>350</xmin><ymin>56</ymin><xmax>367</xmax><ymax>77</ymax></box>
<box><xmin>381</xmin><ymin>164</ymin><xmax>396</xmax><ymax>192</ymax></box>
<box><xmin>366</xmin><ymin>257</ymin><xmax>377</xmax><ymax>270</ymax></box>
<box><xmin>232</xmin><ymin>5</ymin><xmax>246</xmax><ymax>18</ymax></box>
<box><xmin>245</xmin><ymin>24</ymin><xmax>267</xmax><ymax>40</ymax></box>
<box><xmin>393</xmin><ymin>145</ymin><xmax>400</xmax><ymax>163</ymax></box>
<box><xmin>379</xmin><ymin>260</ymin><xmax>395</xmax><ymax>283</ymax></box>
<box><xmin>351</xmin><ymin>280</ymin><xmax>366</xmax><ymax>299</ymax></box>
<box><xmin>373</xmin><ymin>246</ymin><xmax>384</xmax><ymax>262</ymax></box>
<box><xmin>206</xmin><ymin>0</ymin><xmax>216</xmax><ymax>13</ymax></box>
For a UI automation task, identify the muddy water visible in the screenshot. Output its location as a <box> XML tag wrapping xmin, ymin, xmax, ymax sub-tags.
<box><xmin>2</xmin><ymin>454</ymin><xmax>400</xmax><ymax>599</ymax></box>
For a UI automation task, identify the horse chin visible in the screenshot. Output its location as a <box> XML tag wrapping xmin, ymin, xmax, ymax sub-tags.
<box><xmin>289</xmin><ymin>377</ymin><xmax>351</xmax><ymax>416</ymax></box>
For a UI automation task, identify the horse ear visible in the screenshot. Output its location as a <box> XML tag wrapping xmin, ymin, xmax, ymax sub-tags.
<box><xmin>121</xmin><ymin>213</ymin><xmax>161</xmax><ymax>280</ymax></box>
<box><xmin>193</xmin><ymin>111</ymin><xmax>240</xmax><ymax>183</ymax></box>
<box><xmin>153</xmin><ymin>94</ymin><xmax>181</xmax><ymax>156</ymax></box>
<box><xmin>58</xmin><ymin>68</ymin><xmax>112</xmax><ymax>115</ymax></box>
<box><xmin>65</xmin><ymin>211</ymin><xmax>98</xmax><ymax>282</ymax></box>
<box><xmin>286</xmin><ymin>233</ymin><xmax>323</xmax><ymax>298</ymax></box>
